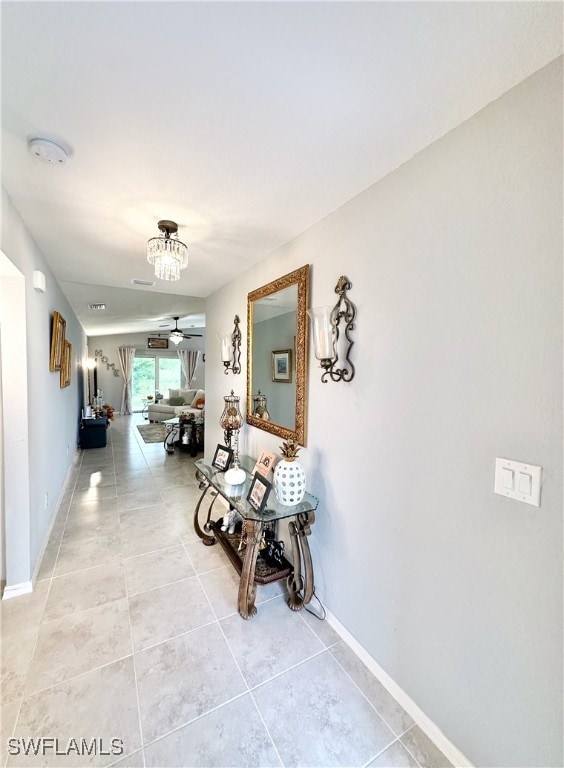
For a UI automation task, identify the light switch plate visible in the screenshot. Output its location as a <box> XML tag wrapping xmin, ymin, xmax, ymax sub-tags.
<box><xmin>494</xmin><ymin>458</ymin><xmax>542</xmax><ymax>507</ymax></box>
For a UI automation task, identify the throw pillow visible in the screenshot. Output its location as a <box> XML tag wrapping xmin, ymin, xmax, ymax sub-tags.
<box><xmin>179</xmin><ymin>388</ymin><xmax>196</xmax><ymax>403</ymax></box>
<box><xmin>168</xmin><ymin>396</ymin><xmax>185</xmax><ymax>406</ymax></box>
<box><xmin>168</xmin><ymin>388</ymin><xmax>180</xmax><ymax>400</ymax></box>
<box><xmin>191</xmin><ymin>389</ymin><xmax>205</xmax><ymax>407</ymax></box>
<box><xmin>193</xmin><ymin>398</ymin><xmax>205</xmax><ymax>409</ymax></box>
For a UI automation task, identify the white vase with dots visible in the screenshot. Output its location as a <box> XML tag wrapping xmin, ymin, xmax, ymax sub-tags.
<box><xmin>273</xmin><ymin>457</ymin><xmax>306</xmax><ymax>506</ymax></box>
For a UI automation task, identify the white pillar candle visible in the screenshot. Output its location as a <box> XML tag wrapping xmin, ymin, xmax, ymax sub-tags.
<box><xmin>307</xmin><ymin>306</ymin><xmax>335</xmax><ymax>360</ymax></box>
<box><xmin>218</xmin><ymin>333</ymin><xmax>232</xmax><ymax>362</ymax></box>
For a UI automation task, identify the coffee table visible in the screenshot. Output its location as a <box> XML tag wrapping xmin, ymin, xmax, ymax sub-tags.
<box><xmin>163</xmin><ymin>415</ymin><xmax>204</xmax><ymax>456</ymax></box>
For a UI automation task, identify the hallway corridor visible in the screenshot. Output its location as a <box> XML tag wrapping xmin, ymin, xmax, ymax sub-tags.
<box><xmin>1</xmin><ymin>415</ymin><xmax>451</xmax><ymax>768</ymax></box>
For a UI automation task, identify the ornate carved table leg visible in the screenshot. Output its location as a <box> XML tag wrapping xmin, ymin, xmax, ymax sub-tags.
<box><xmin>189</xmin><ymin>419</ymin><xmax>198</xmax><ymax>457</ymax></box>
<box><xmin>287</xmin><ymin>510</ymin><xmax>315</xmax><ymax>611</ymax></box>
<box><xmin>163</xmin><ymin>422</ymin><xmax>179</xmax><ymax>454</ymax></box>
<box><xmin>238</xmin><ymin>519</ymin><xmax>263</xmax><ymax>619</ymax></box>
<box><xmin>193</xmin><ymin>471</ymin><xmax>217</xmax><ymax>546</ymax></box>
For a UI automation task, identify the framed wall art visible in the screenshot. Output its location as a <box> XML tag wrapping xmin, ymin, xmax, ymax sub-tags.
<box><xmin>49</xmin><ymin>311</ymin><xmax>66</xmax><ymax>371</ymax></box>
<box><xmin>271</xmin><ymin>349</ymin><xmax>292</xmax><ymax>383</ymax></box>
<box><xmin>148</xmin><ymin>337</ymin><xmax>169</xmax><ymax>349</ymax></box>
<box><xmin>60</xmin><ymin>340</ymin><xmax>72</xmax><ymax>387</ymax></box>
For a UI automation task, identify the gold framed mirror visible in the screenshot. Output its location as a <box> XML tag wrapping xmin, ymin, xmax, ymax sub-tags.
<box><xmin>246</xmin><ymin>264</ymin><xmax>310</xmax><ymax>445</ymax></box>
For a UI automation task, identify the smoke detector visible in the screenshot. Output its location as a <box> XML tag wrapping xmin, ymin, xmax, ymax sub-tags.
<box><xmin>28</xmin><ymin>137</ymin><xmax>70</xmax><ymax>164</ymax></box>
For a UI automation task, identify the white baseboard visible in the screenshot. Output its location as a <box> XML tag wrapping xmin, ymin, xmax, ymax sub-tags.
<box><xmin>2</xmin><ymin>581</ymin><xmax>33</xmax><ymax>600</ymax></box>
<box><xmin>32</xmin><ymin>448</ymin><xmax>80</xmax><ymax>583</ymax></box>
<box><xmin>324</xmin><ymin>608</ymin><xmax>473</xmax><ymax>768</ymax></box>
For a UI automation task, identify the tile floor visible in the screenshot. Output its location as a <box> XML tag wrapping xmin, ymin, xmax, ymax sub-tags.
<box><xmin>1</xmin><ymin>415</ymin><xmax>453</xmax><ymax>768</ymax></box>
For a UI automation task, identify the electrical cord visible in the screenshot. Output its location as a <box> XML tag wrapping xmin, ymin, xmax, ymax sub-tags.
<box><xmin>305</xmin><ymin>587</ymin><xmax>326</xmax><ymax>620</ymax></box>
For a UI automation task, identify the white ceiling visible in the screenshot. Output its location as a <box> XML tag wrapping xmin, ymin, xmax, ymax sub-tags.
<box><xmin>2</xmin><ymin>1</ymin><xmax>561</xmax><ymax>336</ymax></box>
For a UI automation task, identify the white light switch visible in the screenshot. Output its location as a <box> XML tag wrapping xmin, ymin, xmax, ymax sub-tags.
<box><xmin>518</xmin><ymin>472</ymin><xmax>532</xmax><ymax>495</ymax></box>
<box><xmin>495</xmin><ymin>458</ymin><xmax>542</xmax><ymax>507</ymax></box>
<box><xmin>502</xmin><ymin>468</ymin><xmax>514</xmax><ymax>490</ymax></box>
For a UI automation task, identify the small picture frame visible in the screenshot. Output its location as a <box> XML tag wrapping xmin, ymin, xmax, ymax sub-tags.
<box><xmin>247</xmin><ymin>472</ymin><xmax>272</xmax><ymax>513</ymax></box>
<box><xmin>253</xmin><ymin>450</ymin><xmax>276</xmax><ymax>478</ymax></box>
<box><xmin>272</xmin><ymin>349</ymin><xmax>292</xmax><ymax>383</ymax></box>
<box><xmin>148</xmin><ymin>337</ymin><xmax>169</xmax><ymax>349</ymax></box>
<box><xmin>212</xmin><ymin>444</ymin><xmax>233</xmax><ymax>471</ymax></box>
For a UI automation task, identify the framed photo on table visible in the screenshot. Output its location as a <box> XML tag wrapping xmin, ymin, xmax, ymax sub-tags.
<box><xmin>253</xmin><ymin>451</ymin><xmax>276</xmax><ymax>478</ymax></box>
<box><xmin>212</xmin><ymin>444</ymin><xmax>233</xmax><ymax>471</ymax></box>
<box><xmin>247</xmin><ymin>472</ymin><xmax>272</xmax><ymax>513</ymax></box>
<box><xmin>271</xmin><ymin>349</ymin><xmax>292</xmax><ymax>383</ymax></box>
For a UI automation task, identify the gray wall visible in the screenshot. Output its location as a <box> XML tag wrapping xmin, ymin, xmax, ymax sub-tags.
<box><xmin>87</xmin><ymin>332</ymin><xmax>205</xmax><ymax>412</ymax></box>
<box><xmin>1</xmin><ymin>188</ymin><xmax>86</xmax><ymax>581</ymax></box>
<box><xmin>204</xmin><ymin>59</ymin><xmax>563</xmax><ymax>767</ymax></box>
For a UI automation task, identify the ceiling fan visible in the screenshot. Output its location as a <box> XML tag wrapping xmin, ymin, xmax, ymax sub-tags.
<box><xmin>156</xmin><ymin>317</ymin><xmax>203</xmax><ymax>346</ymax></box>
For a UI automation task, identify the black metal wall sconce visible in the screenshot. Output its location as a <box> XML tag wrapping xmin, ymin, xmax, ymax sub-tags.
<box><xmin>308</xmin><ymin>276</ymin><xmax>356</xmax><ymax>383</ymax></box>
<box><xmin>219</xmin><ymin>315</ymin><xmax>242</xmax><ymax>374</ymax></box>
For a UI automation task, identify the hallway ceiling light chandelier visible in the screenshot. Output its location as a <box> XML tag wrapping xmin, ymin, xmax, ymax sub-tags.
<box><xmin>146</xmin><ymin>220</ymin><xmax>189</xmax><ymax>281</ymax></box>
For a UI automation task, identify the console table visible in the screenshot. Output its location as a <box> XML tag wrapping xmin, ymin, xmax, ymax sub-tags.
<box><xmin>194</xmin><ymin>455</ymin><xmax>318</xmax><ymax>620</ymax></box>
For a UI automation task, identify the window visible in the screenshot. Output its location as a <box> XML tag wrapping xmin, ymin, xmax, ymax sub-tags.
<box><xmin>158</xmin><ymin>358</ymin><xmax>181</xmax><ymax>395</ymax></box>
<box><xmin>131</xmin><ymin>354</ymin><xmax>181</xmax><ymax>411</ymax></box>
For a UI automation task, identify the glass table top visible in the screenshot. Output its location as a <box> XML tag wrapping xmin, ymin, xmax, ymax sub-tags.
<box><xmin>163</xmin><ymin>415</ymin><xmax>204</xmax><ymax>425</ymax></box>
<box><xmin>195</xmin><ymin>454</ymin><xmax>318</xmax><ymax>522</ymax></box>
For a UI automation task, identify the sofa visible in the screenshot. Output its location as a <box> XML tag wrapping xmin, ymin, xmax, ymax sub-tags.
<box><xmin>148</xmin><ymin>388</ymin><xmax>205</xmax><ymax>422</ymax></box>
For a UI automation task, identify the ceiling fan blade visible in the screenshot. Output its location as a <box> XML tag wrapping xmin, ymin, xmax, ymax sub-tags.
<box><xmin>151</xmin><ymin>318</ymin><xmax>203</xmax><ymax>340</ymax></box>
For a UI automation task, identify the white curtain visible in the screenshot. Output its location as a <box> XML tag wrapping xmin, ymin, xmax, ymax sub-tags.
<box><xmin>178</xmin><ymin>349</ymin><xmax>200</xmax><ymax>388</ymax></box>
<box><xmin>117</xmin><ymin>346</ymin><xmax>136</xmax><ymax>415</ymax></box>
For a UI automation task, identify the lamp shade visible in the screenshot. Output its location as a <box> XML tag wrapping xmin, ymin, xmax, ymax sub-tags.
<box><xmin>307</xmin><ymin>306</ymin><xmax>335</xmax><ymax>361</ymax></box>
